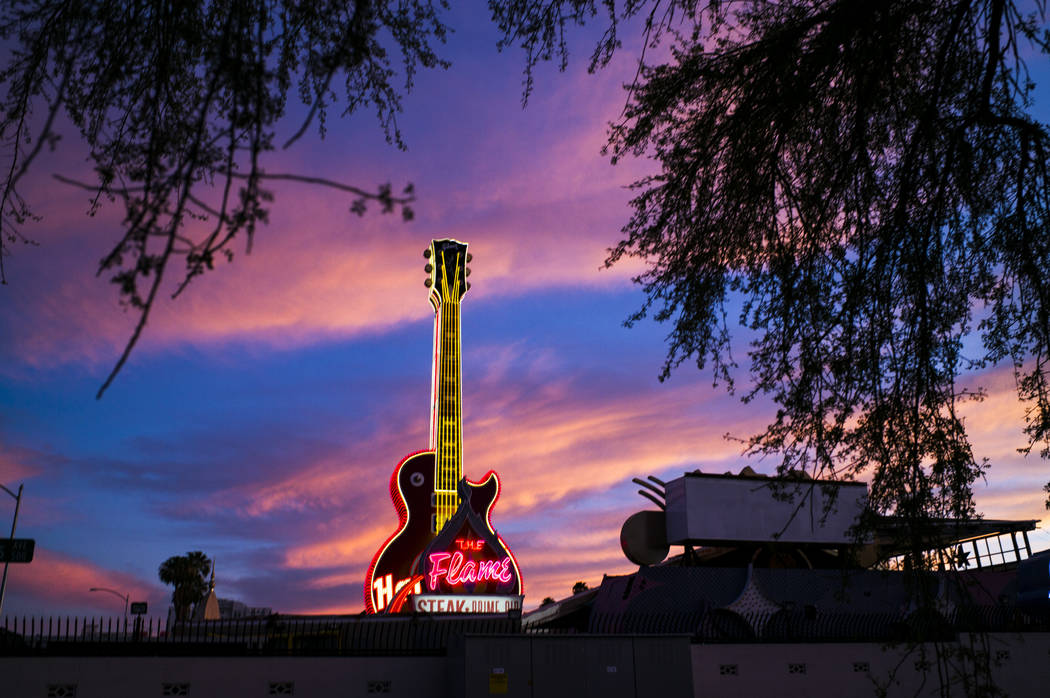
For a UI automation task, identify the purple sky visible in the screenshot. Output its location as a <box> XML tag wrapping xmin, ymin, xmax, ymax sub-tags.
<box><xmin>2</xmin><ymin>9</ymin><xmax>1048</xmax><ymax>619</ymax></box>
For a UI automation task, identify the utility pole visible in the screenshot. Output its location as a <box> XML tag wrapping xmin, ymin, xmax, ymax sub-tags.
<box><xmin>0</xmin><ymin>483</ymin><xmax>24</xmax><ymax>619</ymax></box>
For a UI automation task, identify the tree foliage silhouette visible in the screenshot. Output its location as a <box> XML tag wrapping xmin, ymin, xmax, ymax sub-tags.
<box><xmin>0</xmin><ymin>1</ymin><xmax>446</xmax><ymax>396</ymax></box>
<box><xmin>158</xmin><ymin>551</ymin><xmax>212</xmax><ymax>623</ymax></box>
<box><xmin>494</xmin><ymin>0</ymin><xmax>1050</xmax><ymax>527</ymax></box>
<box><xmin>3</xmin><ymin>1</ymin><xmax>1048</xmax><ymax>518</ymax></box>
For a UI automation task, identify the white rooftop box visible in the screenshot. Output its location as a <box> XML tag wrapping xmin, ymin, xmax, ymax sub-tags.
<box><xmin>664</xmin><ymin>472</ymin><xmax>869</xmax><ymax>546</ymax></box>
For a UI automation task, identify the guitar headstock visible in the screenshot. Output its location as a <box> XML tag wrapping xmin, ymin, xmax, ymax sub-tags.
<box><xmin>424</xmin><ymin>239</ymin><xmax>472</xmax><ymax>303</ymax></box>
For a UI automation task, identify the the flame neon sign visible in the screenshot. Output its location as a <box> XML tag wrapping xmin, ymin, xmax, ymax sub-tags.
<box><xmin>426</xmin><ymin>539</ymin><xmax>513</xmax><ymax>591</ymax></box>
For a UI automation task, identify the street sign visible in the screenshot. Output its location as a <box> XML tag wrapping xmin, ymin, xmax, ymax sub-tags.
<box><xmin>130</xmin><ymin>602</ymin><xmax>148</xmax><ymax>615</ymax></box>
<box><xmin>0</xmin><ymin>538</ymin><xmax>34</xmax><ymax>563</ymax></box>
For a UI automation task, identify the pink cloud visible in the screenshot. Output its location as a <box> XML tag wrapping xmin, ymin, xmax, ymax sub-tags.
<box><xmin>2</xmin><ymin>49</ymin><xmax>651</xmax><ymax>370</ymax></box>
<box><xmin>955</xmin><ymin>366</ymin><xmax>1049</xmax><ymax>530</ymax></box>
<box><xmin>4</xmin><ymin>177</ymin><xmax>641</xmax><ymax>370</ymax></box>
<box><xmin>0</xmin><ymin>444</ymin><xmax>44</xmax><ymax>483</ymax></box>
<box><xmin>459</xmin><ymin>378</ymin><xmax>767</xmax><ymax>514</ymax></box>
<box><xmin>208</xmin><ymin>366</ymin><xmax>762</xmax><ymax>544</ymax></box>
<box><xmin>3</xmin><ymin>548</ymin><xmax>164</xmax><ymax>618</ymax></box>
<box><xmin>216</xmin><ymin>370</ymin><xmax>769</xmax><ymax>616</ymax></box>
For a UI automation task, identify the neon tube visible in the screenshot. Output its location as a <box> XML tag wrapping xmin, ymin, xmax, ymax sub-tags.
<box><xmin>426</xmin><ymin>551</ymin><xmax>513</xmax><ymax>590</ymax></box>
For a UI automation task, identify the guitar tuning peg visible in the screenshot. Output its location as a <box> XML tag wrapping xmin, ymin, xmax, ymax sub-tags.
<box><xmin>466</xmin><ymin>282</ymin><xmax>471</xmax><ymax>290</ymax></box>
<box><xmin>465</xmin><ymin>267</ymin><xmax>471</xmax><ymax>277</ymax></box>
<box><xmin>424</xmin><ymin>278</ymin><xmax>432</xmax><ymax>288</ymax></box>
<box><xmin>425</xmin><ymin>264</ymin><xmax>433</xmax><ymax>273</ymax></box>
<box><xmin>466</xmin><ymin>253</ymin><xmax>472</xmax><ymax>263</ymax></box>
<box><xmin>423</xmin><ymin>248</ymin><xmax>432</xmax><ymax>259</ymax></box>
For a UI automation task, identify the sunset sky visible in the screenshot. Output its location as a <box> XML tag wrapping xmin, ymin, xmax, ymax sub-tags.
<box><xmin>2</xmin><ymin>8</ymin><xmax>1048</xmax><ymax>620</ymax></box>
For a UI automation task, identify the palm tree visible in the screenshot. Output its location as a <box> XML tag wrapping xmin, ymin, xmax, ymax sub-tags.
<box><xmin>158</xmin><ymin>551</ymin><xmax>211</xmax><ymax>622</ymax></box>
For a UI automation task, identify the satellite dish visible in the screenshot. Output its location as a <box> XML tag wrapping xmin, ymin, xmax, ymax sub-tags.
<box><xmin>620</xmin><ymin>510</ymin><xmax>670</xmax><ymax>566</ymax></box>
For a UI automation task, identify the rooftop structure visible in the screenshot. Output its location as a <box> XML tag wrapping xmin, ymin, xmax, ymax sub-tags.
<box><xmin>627</xmin><ymin>468</ymin><xmax>1039</xmax><ymax>571</ymax></box>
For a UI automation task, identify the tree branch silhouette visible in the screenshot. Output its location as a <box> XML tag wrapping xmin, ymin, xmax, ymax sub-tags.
<box><xmin>1</xmin><ymin>0</ymin><xmax>444</xmax><ymax>396</ymax></box>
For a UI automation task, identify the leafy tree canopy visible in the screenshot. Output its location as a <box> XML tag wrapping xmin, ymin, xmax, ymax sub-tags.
<box><xmin>158</xmin><ymin>551</ymin><xmax>212</xmax><ymax>622</ymax></box>
<box><xmin>4</xmin><ymin>0</ymin><xmax>1049</xmax><ymax>524</ymax></box>
<box><xmin>493</xmin><ymin>0</ymin><xmax>1050</xmax><ymax>524</ymax></box>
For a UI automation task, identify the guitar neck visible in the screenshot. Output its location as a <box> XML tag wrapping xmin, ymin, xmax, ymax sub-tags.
<box><xmin>430</xmin><ymin>247</ymin><xmax>466</xmax><ymax>532</ymax></box>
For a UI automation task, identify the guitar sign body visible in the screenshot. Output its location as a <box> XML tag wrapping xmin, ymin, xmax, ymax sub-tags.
<box><xmin>365</xmin><ymin>451</ymin><xmax>504</xmax><ymax>613</ymax></box>
<box><xmin>364</xmin><ymin>239</ymin><xmax>521</xmax><ymax>613</ymax></box>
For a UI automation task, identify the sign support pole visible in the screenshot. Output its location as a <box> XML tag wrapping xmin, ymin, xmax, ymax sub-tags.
<box><xmin>0</xmin><ymin>483</ymin><xmax>23</xmax><ymax>620</ymax></box>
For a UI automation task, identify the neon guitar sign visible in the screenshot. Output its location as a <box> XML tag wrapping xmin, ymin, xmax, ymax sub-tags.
<box><xmin>364</xmin><ymin>239</ymin><xmax>522</xmax><ymax>613</ymax></box>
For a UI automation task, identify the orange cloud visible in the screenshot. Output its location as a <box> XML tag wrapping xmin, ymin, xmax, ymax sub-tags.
<box><xmin>956</xmin><ymin>366</ymin><xmax>1049</xmax><ymax>526</ymax></box>
<box><xmin>218</xmin><ymin>372</ymin><xmax>761</xmax><ymax>559</ymax></box>
<box><xmin>240</xmin><ymin>373</ymin><xmax>767</xmax><ymax>617</ymax></box>
<box><xmin>284</xmin><ymin>523</ymin><xmax>398</xmax><ymax>572</ymax></box>
<box><xmin>461</xmin><ymin>381</ymin><xmax>766</xmax><ymax>515</ymax></box>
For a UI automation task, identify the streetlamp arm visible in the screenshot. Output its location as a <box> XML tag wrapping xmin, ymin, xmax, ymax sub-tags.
<box><xmin>89</xmin><ymin>587</ymin><xmax>129</xmax><ymax>602</ymax></box>
<box><xmin>89</xmin><ymin>587</ymin><xmax>130</xmax><ymax>615</ymax></box>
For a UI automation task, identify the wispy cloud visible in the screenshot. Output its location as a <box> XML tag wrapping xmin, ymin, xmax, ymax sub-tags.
<box><xmin>5</xmin><ymin>14</ymin><xmax>1048</xmax><ymax>625</ymax></box>
<box><xmin>3</xmin><ymin>549</ymin><xmax>164</xmax><ymax>618</ymax></box>
<box><xmin>0</xmin><ymin>442</ymin><xmax>52</xmax><ymax>483</ymax></box>
<box><xmin>2</xmin><ymin>49</ymin><xmax>650</xmax><ymax>372</ymax></box>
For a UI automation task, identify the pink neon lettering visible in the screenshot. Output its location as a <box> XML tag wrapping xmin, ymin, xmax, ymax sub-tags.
<box><xmin>498</xmin><ymin>558</ymin><xmax>512</xmax><ymax>583</ymax></box>
<box><xmin>478</xmin><ymin>559</ymin><xmax>497</xmax><ymax>578</ymax></box>
<box><xmin>427</xmin><ymin>552</ymin><xmax>451</xmax><ymax>590</ymax></box>
<box><xmin>447</xmin><ymin>551</ymin><xmax>465</xmax><ymax>584</ymax></box>
<box><xmin>427</xmin><ymin>550</ymin><xmax>513</xmax><ymax>589</ymax></box>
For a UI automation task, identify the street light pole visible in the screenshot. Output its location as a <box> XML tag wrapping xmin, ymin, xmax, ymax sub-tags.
<box><xmin>89</xmin><ymin>587</ymin><xmax>130</xmax><ymax>624</ymax></box>
<box><xmin>0</xmin><ymin>483</ymin><xmax>23</xmax><ymax>620</ymax></box>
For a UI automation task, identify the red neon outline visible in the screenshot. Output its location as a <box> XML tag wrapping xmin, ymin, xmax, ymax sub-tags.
<box><xmin>388</xmin><ymin>574</ymin><xmax>425</xmax><ymax>614</ymax></box>
<box><xmin>465</xmin><ymin>470</ymin><xmax>499</xmax><ymax>528</ymax></box>
<box><xmin>463</xmin><ymin>469</ymin><xmax>524</xmax><ymax>596</ymax></box>
<box><xmin>498</xmin><ymin>532</ymin><xmax>524</xmax><ymax>597</ymax></box>
<box><xmin>476</xmin><ymin>469</ymin><xmax>525</xmax><ymax>596</ymax></box>
<box><xmin>366</xmin><ymin>466</ymin><xmax>524</xmax><ymax>612</ymax></box>
<box><xmin>364</xmin><ymin>449</ymin><xmax>432</xmax><ymax>613</ymax></box>
<box><xmin>428</xmin><ymin>291</ymin><xmax>441</xmax><ymax>448</ymax></box>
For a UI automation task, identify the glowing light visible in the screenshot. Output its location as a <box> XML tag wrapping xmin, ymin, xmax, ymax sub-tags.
<box><xmin>413</xmin><ymin>595</ymin><xmax>522</xmax><ymax>614</ymax></box>
<box><xmin>371</xmin><ymin>572</ymin><xmax>423</xmax><ymax>612</ymax></box>
<box><xmin>426</xmin><ymin>551</ymin><xmax>513</xmax><ymax>590</ymax></box>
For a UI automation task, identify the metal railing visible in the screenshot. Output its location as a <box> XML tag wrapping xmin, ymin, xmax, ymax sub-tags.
<box><xmin>2</xmin><ymin>606</ymin><xmax>1047</xmax><ymax>656</ymax></box>
<box><xmin>0</xmin><ymin>613</ymin><xmax>519</xmax><ymax>656</ymax></box>
<box><xmin>530</xmin><ymin>607</ymin><xmax>1050</xmax><ymax>642</ymax></box>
